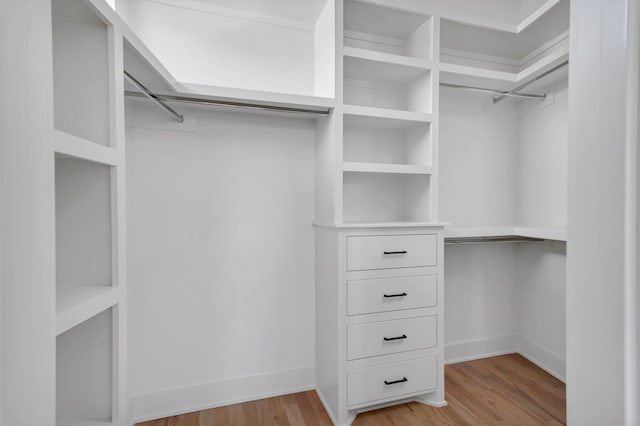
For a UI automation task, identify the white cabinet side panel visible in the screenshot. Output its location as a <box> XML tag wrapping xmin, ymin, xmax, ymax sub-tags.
<box><xmin>567</xmin><ymin>0</ymin><xmax>629</xmax><ymax>423</ymax></box>
<box><xmin>0</xmin><ymin>0</ymin><xmax>56</xmax><ymax>424</ymax></box>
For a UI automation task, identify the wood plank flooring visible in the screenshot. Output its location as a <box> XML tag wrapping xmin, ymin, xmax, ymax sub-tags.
<box><xmin>136</xmin><ymin>354</ymin><xmax>565</xmax><ymax>426</ymax></box>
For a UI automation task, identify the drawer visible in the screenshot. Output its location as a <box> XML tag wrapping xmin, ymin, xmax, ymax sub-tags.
<box><xmin>348</xmin><ymin>356</ymin><xmax>437</xmax><ymax>406</ymax></box>
<box><xmin>347</xmin><ymin>234</ymin><xmax>437</xmax><ymax>271</ymax></box>
<box><xmin>347</xmin><ymin>316</ymin><xmax>436</xmax><ymax>360</ymax></box>
<box><xmin>347</xmin><ymin>275</ymin><xmax>437</xmax><ymax>316</ymax></box>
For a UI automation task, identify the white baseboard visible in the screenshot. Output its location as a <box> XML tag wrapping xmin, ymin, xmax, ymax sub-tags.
<box><xmin>128</xmin><ymin>366</ymin><xmax>315</xmax><ymax>425</ymax></box>
<box><xmin>445</xmin><ymin>334</ymin><xmax>518</xmax><ymax>364</ymax></box>
<box><xmin>517</xmin><ymin>335</ymin><xmax>566</xmax><ymax>382</ymax></box>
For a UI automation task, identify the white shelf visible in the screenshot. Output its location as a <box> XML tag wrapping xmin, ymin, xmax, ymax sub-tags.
<box><xmin>440</xmin><ymin>35</ymin><xmax>569</xmax><ymax>92</ymax></box>
<box><xmin>178</xmin><ymin>82</ymin><xmax>335</xmax><ymax>113</ymax></box>
<box><xmin>57</xmin><ymin>419</ymin><xmax>113</xmax><ymax>426</ymax></box>
<box><xmin>56</xmin><ymin>286</ymin><xmax>119</xmax><ymax>336</ymax></box>
<box><xmin>440</xmin><ymin>62</ymin><xmax>516</xmax><ymax>91</ymax></box>
<box><xmin>445</xmin><ymin>226</ymin><xmax>567</xmax><ymax>242</ymax></box>
<box><xmin>514</xmin><ymin>227</ymin><xmax>567</xmax><ymax>242</ymax></box>
<box><xmin>315</xmin><ymin>221</ymin><xmax>446</xmax><ymax>229</ymax></box>
<box><xmin>444</xmin><ymin>226</ymin><xmax>516</xmax><ymax>238</ymax></box>
<box><xmin>343</xmin><ymin>162</ymin><xmax>432</xmax><ymax>175</ymax></box>
<box><xmin>343</xmin><ymin>46</ymin><xmax>432</xmax><ymax>83</ymax></box>
<box><xmin>343</xmin><ymin>105</ymin><xmax>432</xmax><ymax>129</ymax></box>
<box><xmin>54</xmin><ymin>130</ymin><xmax>119</xmax><ymax>166</ymax></box>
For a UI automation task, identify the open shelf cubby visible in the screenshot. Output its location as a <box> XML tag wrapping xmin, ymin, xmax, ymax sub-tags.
<box><xmin>55</xmin><ymin>156</ymin><xmax>113</xmax><ymax>314</ymax></box>
<box><xmin>52</xmin><ymin>0</ymin><xmax>112</xmax><ymax>146</ymax></box>
<box><xmin>343</xmin><ymin>48</ymin><xmax>432</xmax><ymax>113</ymax></box>
<box><xmin>343</xmin><ymin>172</ymin><xmax>431</xmax><ymax>223</ymax></box>
<box><xmin>344</xmin><ymin>0</ymin><xmax>433</xmax><ymax>61</ymax></box>
<box><xmin>343</xmin><ymin>114</ymin><xmax>431</xmax><ymax>166</ymax></box>
<box><xmin>57</xmin><ymin>308</ymin><xmax>113</xmax><ymax>425</ymax></box>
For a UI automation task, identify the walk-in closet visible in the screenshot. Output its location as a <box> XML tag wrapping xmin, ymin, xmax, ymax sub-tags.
<box><xmin>1</xmin><ymin>0</ymin><xmax>639</xmax><ymax>425</ymax></box>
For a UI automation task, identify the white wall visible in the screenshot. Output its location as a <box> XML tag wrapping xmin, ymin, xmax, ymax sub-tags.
<box><xmin>125</xmin><ymin>101</ymin><xmax>316</xmax><ymax>421</ymax></box>
<box><xmin>517</xmin><ymin>82</ymin><xmax>568</xmax><ymax>230</ymax></box>
<box><xmin>125</xmin><ymin>0</ymin><xmax>316</xmax><ymax>95</ymax></box>
<box><xmin>444</xmin><ymin>244</ymin><xmax>518</xmax><ymax>362</ymax></box>
<box><xmin>439</xmin><ymin>90</ymin><xmax>518</xmax><ymax>228</ymax></box>
<box><xmin>515</xmin><ymin>241</ymin><xmax>566</xmax><ymax>380</ymax></box>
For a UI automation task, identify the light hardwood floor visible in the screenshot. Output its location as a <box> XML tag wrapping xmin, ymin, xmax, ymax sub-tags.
<box><xmin>136</xmin><ymin>354</ymin><xmax>566</xmax><ymax>425</ymax></box>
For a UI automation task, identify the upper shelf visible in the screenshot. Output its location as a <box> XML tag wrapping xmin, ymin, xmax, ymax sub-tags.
<box><xmin>344</xmin><ymin>47</ymin><xmax>432</xmax><ymax>84</ymax></box>
<box><xmin>440</xmin><ymin>45</ymin><xmax>568</xmax><ymax>92</ymax></box>
<box><xmin>439</xmin><ymin>0</ymin><xmax>569</xmax><ymax>91</ymax></box>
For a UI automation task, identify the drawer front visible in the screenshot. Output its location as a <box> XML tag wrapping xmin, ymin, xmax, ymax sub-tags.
<box><xmin>347</xmin><ymin>234</ymin><xmax>437</xmax><ymax>271</ymax></box>
<box><xmin>347</xmin><ymin>316</ymin><xmax>436</xmax><ymax>360</ymax></box>
<box><xmin>347</xmin><ymin>275</ymin><xmax>437</xmax><ymax>316</ymax></box>
<box><xmin>348</xmin><ymin>356</ymin><xmax>437</xmax><ymax>406</ymax></box>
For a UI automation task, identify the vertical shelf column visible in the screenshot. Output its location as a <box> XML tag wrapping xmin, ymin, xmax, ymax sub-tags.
<box><xmin>340</xmin><ymin>0</ymin><xmax>437</xmax><ymax>225</ymax></box>
<box><xmin>51</xmin><ymin>0</ymin><xmax>127</xmax><ymax>424</ymax></box>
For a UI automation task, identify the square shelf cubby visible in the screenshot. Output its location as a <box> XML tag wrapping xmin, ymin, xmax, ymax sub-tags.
<box><xmin>343</xmin><ymin>114</ymin><xmax>432</xmax><ymax>166</ymax></box>
<box><xmin>52</xmin><ymin>0</ymin><xmax>112</xmax><ymax>146</ymax></box>
<box><xmin>343</xmin><ymin>172</ymin><xmax>432</xmax><ymax>224</ymax></box>
<box><xmin>57</xmin><ymin>307</ymin><xmax>113</xmax><ymax>425</ymax></box>
<box><xmin>344</xmin><ymin>0</ymin><xmax>433</xmax><ymax>61</ymax></box>
<box><xmin>55</xmin><ymin>156</ymin><xmax>113</xmax><ymax>313</ymax></box>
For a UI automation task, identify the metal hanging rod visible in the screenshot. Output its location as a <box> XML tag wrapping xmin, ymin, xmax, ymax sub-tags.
<box><xmin>124</xmin><ymin>91</ymin><xmax>332</xmax><ymax>116</ymax></box>
<box><xmin>493</xmin><ymin>60</ymin><xmax>569</xmax><ymax>104</ymax></box>
<box><xmin>124</xmin><ymin>70</ymin><xmax>184</xmax><ymax>123</ymax></box>
<box><xmin>445</xmin><ymin>235</ymin><xmax>544</xmax><ymax>245</ymax></box>
<box><xmin>440</xmin><ymin>83</ymin><xmax>546</xmax><ymax>100</ymax></box>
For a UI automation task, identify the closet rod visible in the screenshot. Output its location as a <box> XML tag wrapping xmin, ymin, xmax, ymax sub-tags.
<box><xmin>124</xmin><ymin>91</ymin><xmax>332</xmax><ymax>116</ymax></box>
<box><xmin>493</xmin><ymin>60</ymin><xmax>569</xmax><ymax>104</ymax></box>
<box><xmin>124</xmin><ymin>70</ymin><xmax>184</xmax><ymax>123</ymax></box>
<box><xmin>440</xmin><ymin>83</ymin><xmax>546</xmax><ymax>100</ymax></box>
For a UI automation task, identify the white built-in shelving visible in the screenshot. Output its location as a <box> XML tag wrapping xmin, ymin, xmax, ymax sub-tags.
<box><xmin>51</xmin><ymin>0</ymin><xmax>127</xmax><ymax>424</ymax></box>
<box><xmin>340</xmin><ymin>0</ymin><xmax>436</xmax><ymax>226</ymax></box>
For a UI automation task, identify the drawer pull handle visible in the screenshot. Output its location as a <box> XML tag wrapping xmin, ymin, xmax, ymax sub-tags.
<box><xmin>384</xmin><ymin>377</ymin><xmax>408</xmax><ymax>386</ymax></box>
<box><xmin>383</xmin><ymin>292</ymin><xmax>407</xmax><ymax>298</ymax></box>
<box><xmin>383</xmin><ymin>251</ymin><xmax>407</xmax><ymax>255</ymax></box>
<box><xmin>383</xmin><ymin>334</ymin><xmax>407</xmax><ymax>341</ymax></box>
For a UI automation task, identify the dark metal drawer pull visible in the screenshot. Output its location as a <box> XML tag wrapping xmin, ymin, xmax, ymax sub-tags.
<box><xmin>383</xmin><ymin>292</ymin><xmax>407</xmax><ymax>298</ymax></box>
<box><xmin>384</xmin><ymin>377</ymin><xmax>408</xmax><ymax>385</ymax></box>
<box><xmin>383</xmin><ymin>251</ymin><xmax>407</xmax><ymax>255</ymax></box>
<box><xmin>383</xmin><ymin>334</ymin><xmax>407</xmax><ymax>341</ymax></box>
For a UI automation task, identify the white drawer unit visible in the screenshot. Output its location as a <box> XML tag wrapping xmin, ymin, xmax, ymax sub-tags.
<box><xmin>348</xmin><ymin>356</ymin><xmax>438</xmax><ymax>407</ymax></box>
<box><xmin>347</xmin><ymin>234</ymin><xmax>438</xmax><ymax>271</ymax></box>
<box><xmin>347</xmin><ymin>274</ymin><xmax>437</xmax><ymax>316</ymax></box>
<box><xmin>315</xmin><ymin>225</ymin><xmax>445</xmax><ymax>424</ymax></box>
<box><xmin>347</xmin><ymin>316</ymin><xmax>437</xmax><ymax>360</ymax></box>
